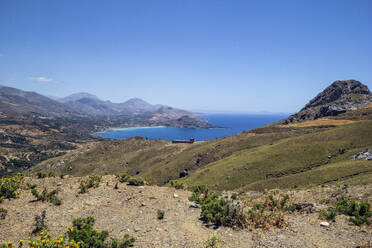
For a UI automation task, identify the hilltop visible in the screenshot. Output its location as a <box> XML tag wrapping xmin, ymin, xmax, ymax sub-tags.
<box><xmin>283</xmin><ymin>80</ymin><xmax>372</xmax><ymax>124</ymax></box>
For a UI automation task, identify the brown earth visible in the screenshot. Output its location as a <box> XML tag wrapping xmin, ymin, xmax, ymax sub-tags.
<box><xmin>0</xmin><ymin>176</ymin><xmax>371</xmax><ymax>247</ymax></box>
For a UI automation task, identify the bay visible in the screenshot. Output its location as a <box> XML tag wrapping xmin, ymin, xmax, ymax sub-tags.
<box><xmin>93</xmin><ymin>113</ymin><xmax>287</xmax><ymax>141</ymax></box>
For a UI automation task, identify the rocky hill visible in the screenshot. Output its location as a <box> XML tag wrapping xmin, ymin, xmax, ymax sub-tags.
<box><xmin>283</xmin><ymin>80</ymin><xmax>372</xmax><ymax>124</ymax></box>
<box><xmin>0</xmin><ymin>175</ymin><xmax>370</xmax><ymax>247</ymax></box>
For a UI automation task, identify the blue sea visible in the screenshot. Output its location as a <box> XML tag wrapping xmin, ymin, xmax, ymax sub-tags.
<box><xmin>93</xmin><ymin>114</ymin><xmax>287</xmax><ymax>141</ymax></box>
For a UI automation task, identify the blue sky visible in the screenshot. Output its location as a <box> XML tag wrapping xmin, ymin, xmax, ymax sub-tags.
<box><xmin>0</xmin><ymin>0</ymin><xmax>371</xmax><ymax>113</ymax></box>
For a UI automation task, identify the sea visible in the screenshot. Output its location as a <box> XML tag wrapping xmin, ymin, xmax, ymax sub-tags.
<box><xmin>93</xmin><ymin>113</ymin><xmax>287</xmax><ymax>141</ymax></box>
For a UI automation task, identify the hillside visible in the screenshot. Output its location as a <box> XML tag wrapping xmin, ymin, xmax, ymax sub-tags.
<box><xmin>0</xmin><ymin>175</ymin><xmax>370</xmax><ymax>247</ymax></box>
<box><xmin>31</xmin><ymin>80</ymin><xmax>372</xmax><ymax>192</ymax></box>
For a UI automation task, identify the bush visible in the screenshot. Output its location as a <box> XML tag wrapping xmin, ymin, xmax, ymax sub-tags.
<box><xmin>169</xmin><ymin>180</ymin><xmax>184</xmax><ymax>189</ymax></box>
<box><xmin>116</xmin><ymin>173</ymin><xmax>130</xmax><ymax>183</ymax></box>
<box><xmin>2</xmin><ymin>216</ymin><xmax>135</xmax><ymax>248</ymax></box>
<box><xmin>36</xmin><ymin>172</ymin><xmax>46</xmax><ymax>179</ymax></box>
<box><xmin>157</xmin><ymin>209</ymin><xmax>165</xmax><ymax>220</ymax></box>
<box><xmin>201</xmin><ymin>197</ymin><xmax>227</xmax><ymax>226</ymax></box>
<box><xmin>204</xmin><ymin>234</ymin><xmax>221</xmax><ymax>248</ymax></box>
<box><xmin>0</xmin><ymin>207</ymin><xmax>7</xmax><ymax>219</ymax></box>
<box><xmin>31</xmin><ymin>188</ymin><xmax>62</xmax><ymax>206</ymax></box>
<box><xmin>189</xmin><ymin>185</ymin><xmax>218</xmax><ymax>204</ymax></box>
<box><xmin>320</xmin><ymin>207</ymin><xmax>337</xmax><ymax>221</ymax></box>
<box><xmin>66</xmin><ymin>217</ymin><xmax>135</xmax><ymax>248</ymax></box>
<box><xmin>79</xmin><ymin>174</ymin><xmax>102</xmax><ymax>194</ymax></box>
<box><xmin>32</xmin><ymin>210</ymin><xmax>47</xmax><ymax>235</ymax></box>
<box><xmin>337</xmin><ymin>200</ymin><xmax>371</xmax><ymax>226</ymax></box>
<box><xmin>0</xmin><ymin>173</ymin><xmax>24</xmax><ymax>202</ymax></box>
<box><xmin>127</xmin><ymin>178</ymin><xmax>144</xmax><ymax>186</ymax></box>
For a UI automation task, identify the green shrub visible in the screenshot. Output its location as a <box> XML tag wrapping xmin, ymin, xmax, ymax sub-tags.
<box><xmin>117</xmin><ymin>173</ymin><xmax>130</xmax><ymax>183</ymax></box>
<box><xmin>188</xmin><ymin>185</ymin><xmax>218</xmax><ymax>204</ymax></box>
<box><xmin>59</xmin><ymin>173</ymin><xmax>65</xmax><ymax>179</ymax></box>
<box><xmin>66</xmin><ymin>217</ymin><xmax>135</xmax><ymax>248</ymax></box>
<box><xmin>48</xmin><ymin>172</ymin><xmax>55</xmax><ymax>177</ymax></box>
<box><xmin>204</xmin><ymin>234</ymin><xmax>222</xmax><ymax>248</ymax></box>
<box><xmin>0</xmin><ymin>207</ymin><xmax>7</xmax><ymax>219</ymax></box>
<box><xmin>169</xmin><ymin>180</ymin><xmax>184</xmax><ymax>189</ymax></box>
<box><xmin>31</xmin><ymin>188</ymin><xmax>62</xmax><ymax>206</ymax></box>
<box><xmin>201</xmin><ymin>198</ymin><xmax>227</xmax><ymax>226</ymax></box>
<box><xmin>36</xmin><ymin>172</ymin><xmax>47</xmax><ymax>179</ymax></box>
<box><xmin>110</xmin><ymin>234</ymin><xmax>135</xmax><ymax>248</ymax></box>
<box><xmin>127</xmin><ymin>178</ymin><xmax>145</xmax><ymax>186</ymax></box>
<box><xmin>157</xmin><ymin>209</ymin><xmax>165</xmax><ymax>220</ymax></box>
<box><xmin>0</xmin><ymin>173</ymin><xmax>24</xmax><ymax>202</ymax></box>
<box><xmin>320</xmin><ymin>207</ymin><xmax>337</xmax><ymax>221</ymax></box>
<box><xmin>336</xmin><ymin>200</ymin><xmax>371</xmax><ymax>226</ymax></box>
<box><xmin>79</xmin><ymin>174</ymin><xmax>102</xmax><ymax>194</ymax></box>
<box><xmin>26</xmin><ymin>183</ymin><xmax>37</xmax><ymax>190</ymax></box>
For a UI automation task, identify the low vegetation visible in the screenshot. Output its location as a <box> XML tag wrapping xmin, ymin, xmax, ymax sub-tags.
<box><xmin>78</xmin><ymin>174</ymin><xmax>102</xmax><ymax>194</ymax></box>
<box><xmin>204</xmin><ymin>234</ymin><xmax>222</xmax><ymax>248</ymax></box>
<box><xmin>336</xmin><ymin>199</ymin><xmax>371</xmax><ymax>226</ymax></box>
<box><xmin>31</xmin><ymin>188</ymin><xmax>62</xmax><ymax>206</ymax></box>
<box><xmin>168</xmin><ymin>180</ymin><xmax>185</xmax><ymax>189</ymax></box>
<box><xmin>127</xmin><ymin>178</ymin><xmax>145</xmax><ymax>186</ymax></box>
<box><xmin>0</xmin><ymin>173</ymin><xmax>24</xmax><ymax>203</ymax></box>
<box><xmin>2</xmin><ymin>215</ymin><xmax>135</xmax><ymax>248</ymax></box>
<box><xmin>320</xmin><ymin>199</ymin><xmax>371</xmax><ymax>226</ymax></box>
<box><xmin>157</xmin><ymin>209</ymin><xmax>165</xmax><ymax>220</ymax></box>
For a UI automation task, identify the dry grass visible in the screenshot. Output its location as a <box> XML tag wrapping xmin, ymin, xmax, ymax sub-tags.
<box><xmin>282</xmin><ymin>118</ymin><xmax>358</xmax><ymax>128</ymax></box>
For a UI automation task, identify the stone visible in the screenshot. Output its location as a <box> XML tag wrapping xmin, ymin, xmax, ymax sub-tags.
<box><xmin>188</xmin><ymin>202</ymin><xmax>199</xmax><ymax>208</ymax></box>
<box><xmin>173</xmin><ymin>193</ymin><xmax>179</xmax><ymax>198</ymax></box>
<box><xmin>320</xmin><ymin>222</ymin><xmax>330</xmax><ymax>227</ymax></box>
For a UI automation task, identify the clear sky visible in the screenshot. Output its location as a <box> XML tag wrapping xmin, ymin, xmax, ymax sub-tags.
<box><xmin>0</xmin><ymin>0</ymin><xmax>371</xmax><ymax>113</ymax></box>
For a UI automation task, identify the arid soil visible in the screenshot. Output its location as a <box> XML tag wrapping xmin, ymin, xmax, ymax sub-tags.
<box><xmin>0</xmin><ymin>176</ymin><xmax>371</xmax><ymax>248</ymax></box>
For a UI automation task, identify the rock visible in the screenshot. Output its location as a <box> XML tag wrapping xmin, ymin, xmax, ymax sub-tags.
<box><xmin>173</xmin><ymin>193</ymin><xmax>179</xmax><ymax>198</ymax></box>
<box><xmin>320</xmin><ymin>222</ymin><xmax>330</xmax><ymax>227</ymax></box>
<box><xmin>134</xmin><ymin>227</ymin><xmax>141</xmax><ymax>232</ymax></box>
<box><xmin>57</xmin><ymin>182</ymin><xmax>62</xmax><ymax>186</ymax></box>
<box><xmin>188</xmin><ymin>202</ymin><xmax>199</xmax><ymax>208</ymax></box>
<box><xmin>283</xmin><ymin>80</ymin><xmax>372</xmax><ymax>124</ymax></box>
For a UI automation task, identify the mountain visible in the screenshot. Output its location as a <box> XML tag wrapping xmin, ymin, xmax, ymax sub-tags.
<box><xmin>60</xmin><ymin>92</ymin><xmax>101</xmax><ymax>102</ymax></box>
<box><xmin>283</xmin><ymin>80</ymin><xmax>372</xmax><ymax>124</ymax></box>
<box><xmin>117</xmin><ymin>98</ymin><xmax>157</xmax><ymax>113</ymax></box>
<box><xmin>0</xmin><ymin>85</ymin><xmax>79</xmax><ymax>118</ymax></box>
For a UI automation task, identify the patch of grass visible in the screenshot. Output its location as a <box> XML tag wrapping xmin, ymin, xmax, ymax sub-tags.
<box><xmin>31</xmin><ymin>187</ymin><xmax>62</xmax><ymax>206</ymax></box>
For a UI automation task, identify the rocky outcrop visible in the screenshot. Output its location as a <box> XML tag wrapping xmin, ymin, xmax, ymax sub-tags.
<box><xmin>283</xmin><ymin>80</ymin><xmax>372</xmax><ymax>124</ymax></box>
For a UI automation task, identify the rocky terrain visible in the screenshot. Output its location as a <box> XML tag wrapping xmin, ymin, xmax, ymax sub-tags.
<box><xmin>283</xmin><ymin>80</ymin><xmax>372</xmax><ymax>124</ymax></box>
<box><xmin>0</xmin><ymin>175</ymin><xmax>371</xmax><ymax>247</ymax></box>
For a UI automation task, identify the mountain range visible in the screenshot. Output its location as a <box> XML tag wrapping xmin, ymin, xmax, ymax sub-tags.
<box><xmin>0</xmin><ymin>85</ymin><xmax>213</xmax><ymax>129</ymax></box>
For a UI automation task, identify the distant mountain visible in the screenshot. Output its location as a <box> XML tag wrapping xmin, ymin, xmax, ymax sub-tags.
<box><xmin>60</xmin><ymin>92</ymin><xmax>101</xmax><ymax>102</ymax></box>
<box><xmin>283</xmin><ymin>80</ymin><xmax>372</xmax><ymax>124</ymax></box>
<box><xmin>117</xmin><ymin>98</ymin><xmax>157</xmax><ymax>114</ymax></box>
<box><xmin>0</xmin><ymin>85</ymin><xmax>79</xmax><ymax>118</ymax></box>
<box><xmin>0</xmin><ymin>85</ymin><xmax>213</xmax><ymax>129</ymax></box>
